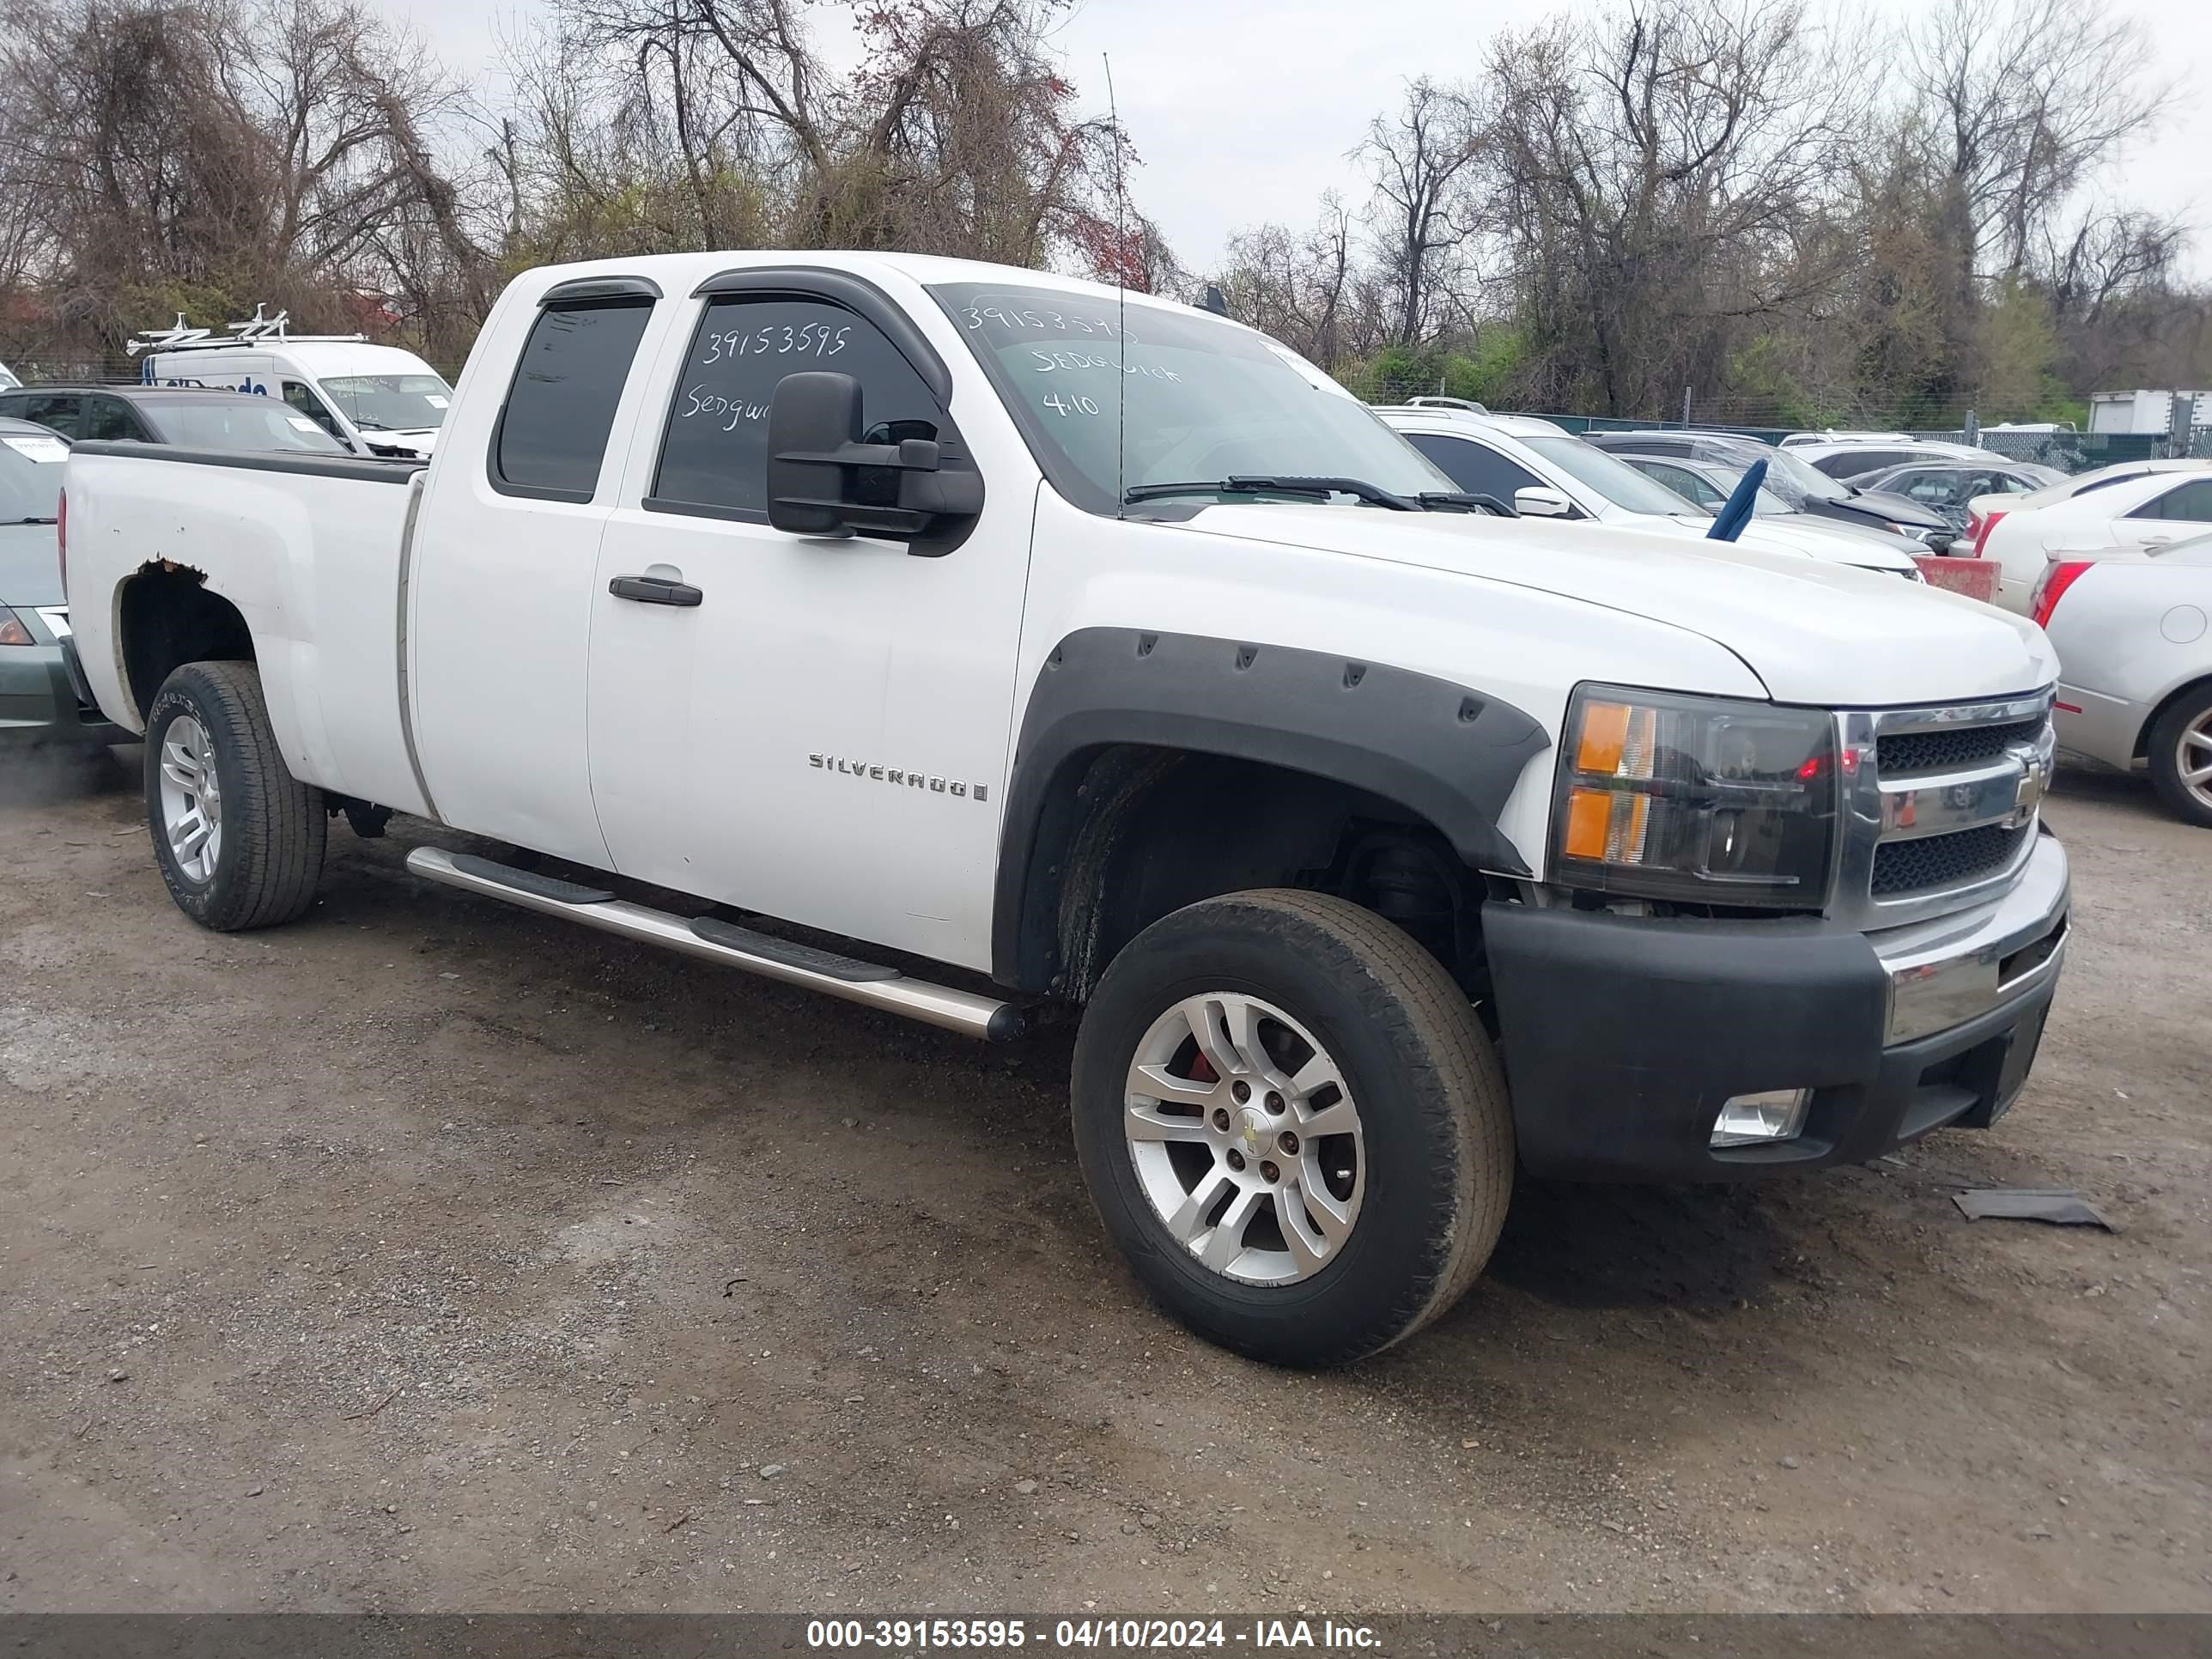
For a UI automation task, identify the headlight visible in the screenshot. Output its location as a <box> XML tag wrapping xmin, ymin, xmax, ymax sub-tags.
<box><xmin>1552</xmin><ymin>685</ymin><xmax>1838</xmax><ymax>908</ymax></box>
<box><xmin>0</xmin><ymin>605</ymin><xmax>35</xmax><ymax>647</ymax></box>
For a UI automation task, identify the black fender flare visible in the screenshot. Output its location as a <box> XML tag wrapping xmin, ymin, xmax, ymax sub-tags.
<box><xmin>992</xmin><ymin>627</ymin><xmax>1552</xmax><ymax>988</ymax></box>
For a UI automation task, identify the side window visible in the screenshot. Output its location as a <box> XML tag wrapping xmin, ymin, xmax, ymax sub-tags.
<box><xmin>2135</xmin><ymin>479</ymin><xmax>2212</xmax><ymax>522</ymax></box>
<box><xmin>1404</xmin><ymin>433</ymin><xmax>1542</xmax><ymax>500</ymax></box>
<box><xmin>80</xmin><ymin>397</ymin><xmax>143</xmax><ymax>441</ymax></box>
<box><xmin>1818</xmin><ymin>448</ymin><xmax>1905</xmax><ymax>477</ymax></box>
<box><xmin>1638</xmin><ymin>460</ymin><xmax>1718</xmax><ymax>506</ymax></box>
<box><xmin>1996</xmin><ymin>472</ymin><xmax>2039</xmax><ymax>495</ymax></box>
<box><xmin>649</xmin><ymin>296</ymin><xmax>949</xmax><ymax>523</ymax></box>
<box><xmin>494</xmin><ymin>298</ymin><xmax>655</xmax><ymax>501</ymax></box>
<box><xmin>283</xmin><ymin>381</ymin><xmax>345</xmax><ymax>443</ymax></box>
<box><xmin>22</xmin><ymin>394</ymin><xmax>82</xmax><ymax>439</ymax></box>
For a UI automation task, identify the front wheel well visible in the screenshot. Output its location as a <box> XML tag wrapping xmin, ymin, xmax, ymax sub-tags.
<box><xmin>118</xmin><ymin>564</ymin><xmax>254</xmax><ymax>719</ymax></box>
<box><xmin>1009</xmin><ymin>744</ymin><xmax>1498</xmax><ymax>1012</ymax></box>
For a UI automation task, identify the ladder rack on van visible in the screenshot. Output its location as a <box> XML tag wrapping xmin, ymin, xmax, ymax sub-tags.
<box><xmin>126</xmin><ymin>305</ymin><xmax>367</xmax><ymax>356</ymax></box>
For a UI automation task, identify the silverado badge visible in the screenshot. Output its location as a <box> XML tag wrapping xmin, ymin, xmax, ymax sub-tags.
<box><xmin>810</xmin><ymin>753</ymin><xmax>991</xmax><ymax>802</ymax></box>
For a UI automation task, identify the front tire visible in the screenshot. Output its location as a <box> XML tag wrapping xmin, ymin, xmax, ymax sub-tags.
<box><xmin>2146</xmin><ymin>683</ymin><xmax>2212</xmax><ymax>830</ymax></box>
<box><xmin>146</xmin><ymin>661</ymin><xmax>326</xmax><ymax>930</ymax></box>
<box><xmin>1072</xmin><ymin>889</ymin><xmax>1513</xmax><ymax>1366</ymax></box>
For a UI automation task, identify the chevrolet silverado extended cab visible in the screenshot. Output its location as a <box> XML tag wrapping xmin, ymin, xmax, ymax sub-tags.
<box><xmin>63</xmin><ymin>253</ymin><xmax>2072</xmax><ymax>1365</ymax></box>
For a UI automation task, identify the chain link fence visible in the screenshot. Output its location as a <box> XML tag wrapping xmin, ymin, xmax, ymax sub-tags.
<box><xmin>1335</xmin><ymin>374</ymin><xmax>2212</xmax><ymax>476</ymax></box>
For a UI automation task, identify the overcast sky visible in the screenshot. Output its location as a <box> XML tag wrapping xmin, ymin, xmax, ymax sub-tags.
<box><xmin>369</xmin><ymin>0</ymin><xmax>2212</xmax><ymax>279</ymax></box>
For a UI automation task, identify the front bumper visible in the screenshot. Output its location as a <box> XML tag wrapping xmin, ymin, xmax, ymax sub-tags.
<box><xmin>1486</xmin><ymin>831</ymin><xmax>2069</xmax><ymax>1182</ymax></box>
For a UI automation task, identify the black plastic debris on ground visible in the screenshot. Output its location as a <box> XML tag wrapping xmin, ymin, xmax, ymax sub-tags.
<box><xmin>1953</xmin><ymin>1188</ymin><xmax>2118</xmax><ymax>1231</ymax></box>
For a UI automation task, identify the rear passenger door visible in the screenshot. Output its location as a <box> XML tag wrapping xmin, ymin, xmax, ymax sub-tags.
<box><xmin>409</xmin><ymin>282</ymin><xmax>667</xmax><ymax>866</ymax></box>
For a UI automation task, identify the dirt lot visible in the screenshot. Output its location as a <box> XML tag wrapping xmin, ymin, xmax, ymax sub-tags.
<box><xmin>1</xmin><ymin>747</ymin><xmax>2205</xmax><ymax>1616</ymax></box>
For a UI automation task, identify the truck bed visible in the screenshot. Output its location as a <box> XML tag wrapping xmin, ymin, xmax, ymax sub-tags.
<box><xmin>63</xmin><ymin>443</ymin><xmax>433</xmax><ymax>815</ymax></box>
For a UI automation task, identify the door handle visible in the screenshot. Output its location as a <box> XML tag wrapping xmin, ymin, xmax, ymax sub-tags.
<box><xmin>609</xmin><ymin>574</ymin><xmax>703</xmax><ymax>607</ymax></box>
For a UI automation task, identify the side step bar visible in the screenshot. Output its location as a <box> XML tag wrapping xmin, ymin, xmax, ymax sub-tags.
<box><xmin>405</xmin><ymin>846</ymin><xmax>1026</xmax><ymax>1042</ymax></box>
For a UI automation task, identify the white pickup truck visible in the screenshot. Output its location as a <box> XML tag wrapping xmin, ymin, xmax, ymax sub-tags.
<box><xmin>62</xmin><ymin>252</ymin><xmax>2072</xmax><ymax>1365</ymax></box>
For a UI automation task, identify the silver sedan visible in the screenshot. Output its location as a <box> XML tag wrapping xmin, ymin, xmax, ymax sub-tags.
<box><xmin>2039</xmin><ymin>532</ymin><xmax>2212</xmax><ymax>827</ymax></box>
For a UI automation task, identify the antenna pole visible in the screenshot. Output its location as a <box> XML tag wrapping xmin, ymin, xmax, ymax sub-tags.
<box><xmin>1104</xmin><ymin>52</ymin><xmax>1127</xmax><ymax>520</ymax></box>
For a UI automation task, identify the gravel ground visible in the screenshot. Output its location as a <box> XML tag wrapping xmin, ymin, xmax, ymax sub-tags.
<box><xmin>1</xmin><ymin>745</ymin><xmax>2205</xmax><ymax>1614</ymax></box>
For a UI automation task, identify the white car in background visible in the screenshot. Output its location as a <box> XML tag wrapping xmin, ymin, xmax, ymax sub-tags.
<box><xmin>1967</xmin><ymin>459</ymin><xmax>2212</xmax><ymax>613</ymax></box>
<box><xmin>0</xmin><ymin>362</ymin><xmax>19</xmax><ymax>391</ymax></box>
<box><xmin>1781</xmin><ymin>433</ymin><xmax>2015</xmax><ymax>481</ymax></box>
<box><xmin>1378</xmin><ymin>408</ymin><xmax>1923</xmax><ymax>578</ymax></box>
<box><xmin>2034</xmin><ymin>534</ymin><xmax>2212</xmax><ymax>827</ymax></box>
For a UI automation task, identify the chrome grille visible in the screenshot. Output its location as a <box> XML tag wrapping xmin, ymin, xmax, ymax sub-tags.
<box><xmin>1871</xmin><ymin>822</ymin><xmax>2033</xmax><ymax>896</ymax></box>
<box><xmin>1831</xmin><ymin>690</ymin><xmax>2056</xmax><ymax>931</ymax></box>
<box><xmin>1877</xmin><ymin>719</ymin><xmax>2044</xmax><ymax>775</ymax></box>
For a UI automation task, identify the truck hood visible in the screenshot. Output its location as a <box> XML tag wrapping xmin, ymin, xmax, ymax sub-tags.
<box><xmin>1181</xmin><ymin>503</ymin><xmax>2054</xmax><ymax>707</ymax></box>
<box><xmin>1638</xmin><ymin>513</ymin><xmax>1920</xmax><ymax>571</ymax></box>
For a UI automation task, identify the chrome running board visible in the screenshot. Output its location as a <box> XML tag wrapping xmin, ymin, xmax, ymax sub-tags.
<box><xmin>405</xmin><ymin>846</ymin><xmax>1025</xmax><ymax>1042</ymax></box>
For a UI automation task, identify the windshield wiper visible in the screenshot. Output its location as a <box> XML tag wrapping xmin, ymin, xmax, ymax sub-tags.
<box><xmin>1416</xmin><ymin>490</ymin><xmax>1516</xmax><ymax>517</ymax></box>
<box><xmin>1124</xmin><ymin>475</ymin><xmax>1419</xmax><ymax>510</ymax></box>
<box><xmin>9</xmin><ymin>516</ymin><xmax>58</xmax><ymax>525</ymax></box>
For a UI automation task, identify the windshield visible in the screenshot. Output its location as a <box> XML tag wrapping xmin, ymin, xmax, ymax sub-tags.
<box><xmin>0</xmin><ymin>429</ymin><xmax>67</xmax><ymax>518</ymax></box>
<box><xmin>155</xmin><ymin>401</ymin><xmax>349</xmax><ymax>454</ymax></box>
<box><xmin>1522</xmin><ymin>435</ymin><xmax>1705</xmax><ymax>516</ymax></box>
<box><xmin>928</xmin><ymin>282</ymin><xmax>1453</xmax><ymax>513</ymax></box>
<box><xmin>319</xmin><ymin>374</ymin><xmax>452</xmax><ymax>433</ymax></box>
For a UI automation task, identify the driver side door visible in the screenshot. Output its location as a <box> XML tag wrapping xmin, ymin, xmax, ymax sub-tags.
<box><xmin>585</xmin><ymin>276</ymin><xmax>1030</xmax><ymax>970</ymax></box>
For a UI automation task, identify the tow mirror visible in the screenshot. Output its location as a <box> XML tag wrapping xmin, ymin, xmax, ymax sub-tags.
<box><xmin>1513</xmin><ymin>486</ymin><xmax>1574</xmax><ymax>519</ymax></box>
<box><xmin>765</xmin><ymin>371</ymin><xmax>983</xmax><ymax>540</ymax></box>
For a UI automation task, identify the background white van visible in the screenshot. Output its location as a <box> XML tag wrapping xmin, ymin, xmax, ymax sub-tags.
<box><xmin>131</xmin><ymin>323</ymin><xmax>451</xmax><ymax>459</ymax></box>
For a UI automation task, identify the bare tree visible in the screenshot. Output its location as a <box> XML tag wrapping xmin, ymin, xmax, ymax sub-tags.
<box><xmin>1357</xmin><ymin>80</ymin><xmax>1485</xmax><ymax>346</ymax></box>
<box><xmin>1213</xmin><ymin>197</ymin><xmax>1368</xmax><ymax>365</ymax></box>
<box><xmin>1908</xmin><ymin>0</ymin><xmax>2176</xmax><ymax>288</ymax></box>
<box><xmin>0</xmin><ymin>0</ymin><xmax>483</xmax><ymax>357</ymax></box>
<box><xmin>1480</xmin><ymin>0</ymin><xmax>1867</xmax><ymax>414</ymax></box>
<box><xmin>522</xmin><ymin>0</ymin><xmax>1121</xmax><ymax>268</ymax></box>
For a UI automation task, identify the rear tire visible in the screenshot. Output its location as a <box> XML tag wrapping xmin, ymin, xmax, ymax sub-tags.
<box><xmin>1071</xmin><ymin>889</ymin><xmax>1513</xmax><ymax>1367</ymax></box>
<box><xmin>145</xmin><ymin>661</ymin><xmax>326</xmax><ymax>930</ymax></box>
<box><xmin>2146</xmin><ymin>683</ymin><xmax>2212</xmax><ymax>830</ymax></box>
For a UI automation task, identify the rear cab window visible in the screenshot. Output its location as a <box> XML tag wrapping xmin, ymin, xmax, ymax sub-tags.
<box><xmin>493</xmin><ymin>296</ymin><xmax>657</xmax><ymax>502</ymax></box>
